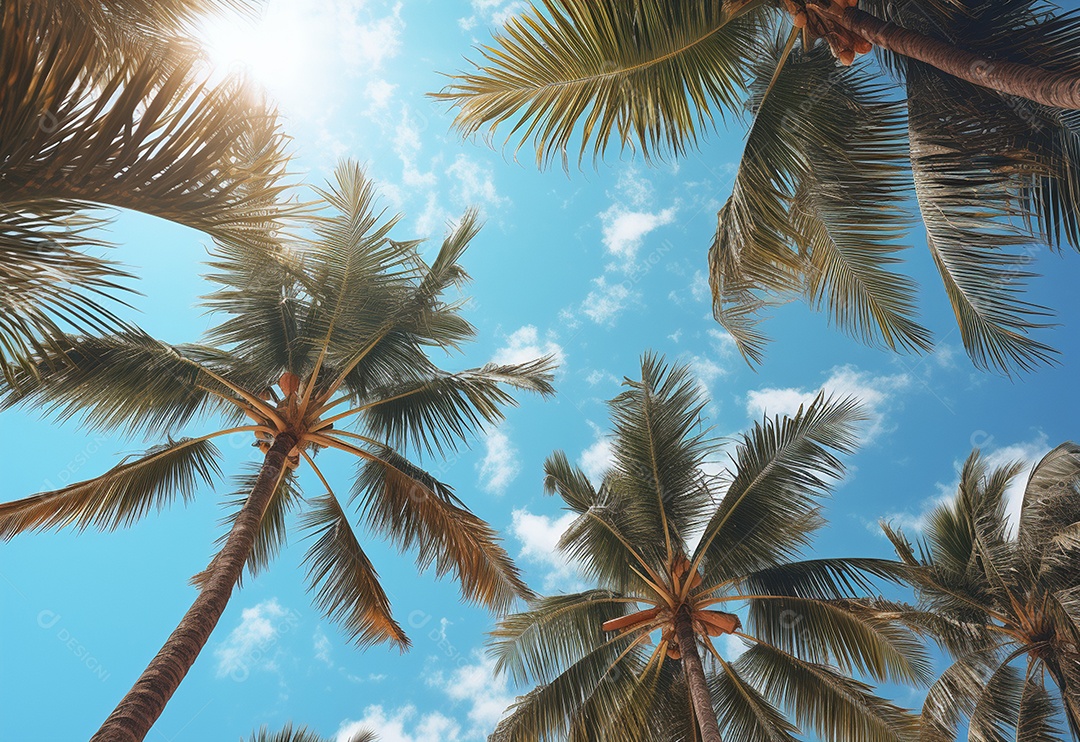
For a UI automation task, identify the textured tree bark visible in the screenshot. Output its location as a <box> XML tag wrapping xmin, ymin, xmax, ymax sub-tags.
<box><xmin>90</xmin><ymin>432</ymin><xmax>298</xmax><ymax>742</ymax></box>
<box><xmin>674</xmin><ymin>606</ymin><xmax>723</xmax><ymax>742</ymax></box>
<box><xmin>826</xmin><ymin>6</ymin><xmax>1080</xmax><ymax>109</ymax></box>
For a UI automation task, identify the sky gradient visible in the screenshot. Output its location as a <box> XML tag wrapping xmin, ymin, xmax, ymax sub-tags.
<box><xmin>2</xmin><ymin>1</ymin><xmax>1080</xmax><ymax>740</ymax></box>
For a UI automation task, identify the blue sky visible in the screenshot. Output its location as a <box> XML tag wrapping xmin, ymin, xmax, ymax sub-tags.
<box><xmin>3</xmin><ymin>1</ymin><xmax>1080</xmax><ymax>740</ymax></box>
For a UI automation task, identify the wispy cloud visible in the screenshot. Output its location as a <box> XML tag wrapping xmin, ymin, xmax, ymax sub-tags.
<box><xmin>214</xmin><ymin>599</ymin><xmax>295</xmax><ymax>680</ymax></box>
<box><xmin>510</xmin><ymin>508</ymin><xmax>580</xmax><ymax>590</ymax></box>
<box><xmin>747</xmin><ymin>365</ymin><xmax>912</xmax><ymax>442</ymax></box>
<box><xmin>478</xmin><ymin>427</ymin><xmax>521</xmax><ymax>495</ymax></box>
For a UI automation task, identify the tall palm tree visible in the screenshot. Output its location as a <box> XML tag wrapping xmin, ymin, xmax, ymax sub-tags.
<box><xmin>0</xmin><ymin>162</ymin><xmax>555</xmax><ymax>742</ymax></box>
<box><xmin>435</xmin><ymin>0</ymin><xmax>1080</xmax><ymax>374</ymax></box>
<box><xmin>488</xmin><ymin>354</ymin><xmax>928</xmax><ymax>742</ymax></box>
<box><xmin>248</xmin><ymin>723</ymin><xmax>376</xmax><ymax>742</ymax></box>
<box><xmin>882</xmin><ymin>444</ymin><xmax>1080</xmax><ymax>740</ymax></box>
<box><xmin>0</xmin><ymin>0</ymin><xmax>292</xmax><ymax>379</ymax></box>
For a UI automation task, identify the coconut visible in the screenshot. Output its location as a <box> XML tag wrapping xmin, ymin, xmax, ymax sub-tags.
<box><xmin>279</xmin><ymin>372</ymin><xmax>300</xmax><ymax>397</ymax></box>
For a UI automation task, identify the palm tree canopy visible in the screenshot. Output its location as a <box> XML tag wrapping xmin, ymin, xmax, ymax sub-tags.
<box><xmin>883</xmin><ymin>443</ymin><xmax>1080</xmax><ymax>740</ymax></box>
<box><xmin>0</xmin><ymin>161</ymin><xmax>557</xmax><ymax>650</ymax></box>
<box><xmin>0</xmin><ymin>0</ymin><xmax>293</xmax><ymax>379</ymax></box>
<box><xmin>489</xmin><ymin>354</ymin><xmax>929</xmax><ymax>742</ymax></box>
<box><xmin>435</xmin><ymin>0</ymin><xmax>1080</xmax><ymax>374</ymax></box>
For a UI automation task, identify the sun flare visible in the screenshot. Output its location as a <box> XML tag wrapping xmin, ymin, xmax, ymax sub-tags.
<box><xmin>198</xmin><ymin>3</ymin><xmax>319</xmax><ymax>107</ymax></box>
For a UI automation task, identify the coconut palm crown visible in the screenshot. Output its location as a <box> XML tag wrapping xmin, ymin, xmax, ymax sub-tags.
<box><xmin>435</xmin><ymin>0</ymin><xmax>1080</xmax><ymax>374</ymax></box>
<box><xmin>883</xmin><ymin>444</ymin><xmax>1080</xmax><ymax>741</ymax></box>
<box><xmin>489</xmin><ymin>354</ymin><xmax>930</xmax><ymax>742</ymax></box>
<box><xmin>0</xmin><ymin>162</ymin><xmax>555</xmax><ymax>742</ymax></box>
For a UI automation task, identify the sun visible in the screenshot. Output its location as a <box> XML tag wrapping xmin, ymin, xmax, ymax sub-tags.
<box><xmin>198</xmin><ymin>2</ymin><xmax>321</xmax><ymax>108</ymax></box>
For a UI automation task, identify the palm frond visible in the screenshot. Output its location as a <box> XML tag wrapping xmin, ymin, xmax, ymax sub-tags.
<box><xmin>1019</xmin><ymin>441</ymin><xmax>1080</xmax><ymax>553</ymax></box>
<box><xmin>1017</xmin><ymin>662</ymin><xmax>1062</xmax><ymax>742</ymax></box>
<box><xmin>711</xmin><ymin>657</ymin><xmax>800</xmax><ymax>742</ymax></box>
<box><xmin>737</xmin><ymin>642</ymin><xmax>919</xmax><ymax>742</ymax></box>
<box><xmin>907</xmin><ymin>61</ymin><xmax>1057</xmax><ymax>374</ymax></box>
<box><xmin>1</xmin><ymin>3</ymin><xmax>293</xmax><ymax>239</ymax></box>
<box><xmin>489</xmin><ymin>590</ymin><xmax>635</xmax><ymax>686</ymax></box>
<box><xmin>435</xmin><ymin>0</ymin><xmax>764</xmax><ymax>166</ymax></box>
<box><xmin>1</xmin><ymin>333</ymin><xmax>245</xmax><ymax>436</ymax></box>
<box><xmin>746</xmin><ymin>595</ymin><xmax>933</xmax><ymax>686</ymax></box>
<box><xmin>247</xmin><ymin>722</ymin><xmax>376</xmax><ymax>742</ymax></box>
<box><xmin>352</xmin><ymin>446</ymin><xmax>533</xmax><ymax>612</ymax></box>
<box><xmin>0</xmin><ymin>436</ymin><xmax>220</xmax><ymax>539</ymax></box>
<box><xmin>604</xmin><ymin>353</ymin><xmax>717</xmax><ymax>564</ymax></box>
<box><xmin>738</xmin><ymin>557</ymin><xmax>910</xmax><ymax>601</ymax></box>
<box><xmin>0</xmin><ymin>208</ymin><xmax>132</xmax><ymax>379</ymax></box>
<box><xmin>203</xmin><ymin>236</ymin><xmax>309</xmax><ymax>380</ymax></box>
<box><xmin>300</xmin><ymin>492</ymin><xmax>409</xmax><ymax>650</ymax></box>
<box><xmin>490</xmin><ymin>636</ymin><xmax>650</xmax><ymax>742</ymax></box>
<box><xmin>969</xmin><ymin>659</ymin><xmax>1025</xmax><ymax>742</ymax></box>
<box><xmin>694</xmin><ymin>393</ymin><xmax>864</xmax><ymax>584</ymax></box>
<box><xmin>711</xmin><ymin>34</ymin><xmax>926</xmax><ymax>364</ymax></box>
<box><xmin>360</xmin><ymin>358</ymin><xmax>556</xmax><ymax>458</ymax></box>
<box><xmin>920</xmin><ymin>645</ymin><xmax>1005</xmax><ymax>742</ymax></box>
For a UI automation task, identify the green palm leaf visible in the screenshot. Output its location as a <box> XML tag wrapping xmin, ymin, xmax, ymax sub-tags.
<box><xmin>0</xmin><ymin>333</ymin><xmax>245</xmax><ymax>436</ymax></box>
<box><xmin>694</xmin><ymin>393</ymin><xmax>864</xmax><ymax>584</ymax></box>
<box><xmin>300</xmin><ymin>492</ymin><xmax>409</xmax><ymax>650</ymax></box>
<box><xmin>736</xmin><ymin>642</ymin><xmax>919</xmax><ymax>742</ymax></box>
<box><xmin>712</xmin><ymin>35</ymin><xmax>927</xmax><ymax>364</ymax></box>
<box><xmin>434</xmin><ymin>0</ymin><xmax>764</xmax><ymax>166</ymax></box>
<box><xmin>360</xmin><ymin>359</ymin><xmax>557</xmax><ymax>458</ymax></box>
<box><xmin>0</xmin><ymin>437</ymin><xmax>220</xmax><ymax>538</ymax></box>
<box><xmin>353</xmin><ymin>447</ymin><xmax>534</xmax><ymax>612</ymax></box>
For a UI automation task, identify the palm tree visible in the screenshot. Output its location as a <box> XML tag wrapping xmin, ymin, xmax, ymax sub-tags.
<box><xmin>434</xmin><ymin>1</ymin><xmax>1080</xmax><ymax>374</ymax></box>
<box><xmin>882</xmin><ymin>443</ymin><xmax>1080</xmax><ymax>740</ymax></box>
<box><xmin>1</xmin><ymin>0</ymin><xmax>291</xmax><ymax>379</ymax></box>
<box><xmin>0</xmin><ymin>162</ymin><xmax>555</xmax><ymax>742</ymax></box>
<box><xmin>248</xmin><ymin>723</ymin><xmax>376</xmax><ymax>742</ymax></box>
<box><xmin>488</xmin><ymin>354</ymin><xmax>928</xmax><ymax>742</ymax></box>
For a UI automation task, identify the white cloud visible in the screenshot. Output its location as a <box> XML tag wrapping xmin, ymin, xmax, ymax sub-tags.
<box><xmin>430</xmin><ymin>653</ymin><xmax>516</xmax><ymax>737</ymax></box>
<box><xmin>878</xmin><ymin>434</ymin><xmax>1050</xmax><ymax>536</ymax></box>
<box><xmin>365</xmin><ymin>78</ymin><xmax>397</xmax><ymax>110</ymax></box>
<box><xmin>460</xmin><ymin>0</ymin><xmax>527</xmax><ymax>30</ymax></box>
<box><xmin>336</xmin><ymin>706</ymin><xmax>461</xmax><ymax>742</ymax></box>
<box><xmin>447</xmin><ymin>154</ymin><xmax>509</xmax><ymax>210</ymax></box>
<box><xmin>510</xmin><ymin>508</ymin><xmax>580</xmax><ymax>590</ymax></box>
<box><xmin>986</xmin><ymin>437</ymin><xmax>1049</xmax><ymax>533</ymax></box>
<box><xmin>493</xmin><ymin>325</ymin><xmax>565</xmax><ymax>367</ymax></box>
<box><xmin>214</xmin><ymin>599</ymin><xmax>292</xmax><ymax>679</ymax></box>
<box><xmin>580</xmin><ymin>421</ymin><xmax>614</xmax><ymax>483</ymax></box>
<box><xmin>394</xmin><ymin>108</ymin><xmax>437</xmax><ymax>189</ymax></box>
<box><xmin>581</xmin><ymin>276</ymin><xmax>636</xmax><ymax>325</ymax></box>
<box><xmin>314</xmin><ymin>626</ymin><xmax>333</xmax><ymax>666</ymax></box>
<box><xmin>585</xmin><ymin>369</ymin><xmax>620</xmax><ymax>388</ymax></box>
<box><xmin>338</xmin><ymin>1</ymin><xmax>404</xmax><ymax>70</ymax></box>
<box><xmin>688</xmin><ymin>329</ymin><xmax>737</xmax><ymax>394</ymax></box>
<box><xmin>414</xmin><ymin>191</ymin><xmax>455</xmax><ymax>238</ymax></box>
<box><xmin>478</xmin><ymin>427</ymin><xmax>520</xmax><ymax>495</ymax></box>
<box><xmin>600</xmin><ymin>204</ymin><xmax>677</xmax><ymax>265</ymax></box>
<box><xmin>746</xmin><ymin>365</ymin><xmax>911</xmax><ymax>442</ymax></box>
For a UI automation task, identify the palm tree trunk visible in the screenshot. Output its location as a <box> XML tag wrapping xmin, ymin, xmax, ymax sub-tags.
<box><xmin>819</xmin><ymin>5</ymin><xmax>1080</xmax><ymax>110</ymax></box>
<box><xmin>674</xmin><ymin>605</ymin><xmax>723</xmax><ymax>742</ymax></box>
<box><xmin>90</xmin><ymin>432</ymin><xmax>298</xmax><ymax>742</ymax></box>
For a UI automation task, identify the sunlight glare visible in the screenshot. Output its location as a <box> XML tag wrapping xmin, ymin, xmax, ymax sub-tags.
<box><xmin>199</xmin><ymin>3</ymin><xmax>322</xmax><ymax>109</ymax></box>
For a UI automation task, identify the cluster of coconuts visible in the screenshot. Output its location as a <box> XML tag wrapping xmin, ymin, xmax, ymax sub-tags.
<box><xmin>253</xmin><ymin>372</ymin><xmax>303</xmax><ymax>469</ymax></box>
<box><xmin>782</xmin><ymin>0</ymin><xmax>872</xmax><ymax>66</ymax></box>
<box><xmin>599</xmin><ymin>555</ymin><xmax>742</xmax><ymax>661</ymax></box>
